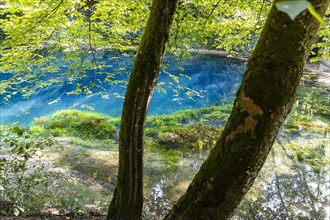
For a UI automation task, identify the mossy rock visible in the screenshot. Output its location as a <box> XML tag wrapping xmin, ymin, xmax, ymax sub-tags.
<box><xmin>30</xmin><ymin>109</ymin><xmax>116</xmax><ymax>140</ymax></box>
<box><xmin>157</xmin><ymin>123</ymin><xmax>221</xmax><ymax>151</ymax></box>
<box><xmin>145</xmin><ymin>105</ymin><xmax>231</xmax><ymax>138</ymax></box>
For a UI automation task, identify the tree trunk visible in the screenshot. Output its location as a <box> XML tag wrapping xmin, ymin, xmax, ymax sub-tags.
<box><xmin>164</xmin><ymin>0</ymin><xmax>329</xmax><ymax>219</ymax></box>
<box><xmin>106</xmin><ymin>0</ymin><xmax>178</xmax><ymax>219</ymax></box>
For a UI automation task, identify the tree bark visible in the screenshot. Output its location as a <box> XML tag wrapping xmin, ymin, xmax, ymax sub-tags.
<box><xmin>164</xmin><ymin>0</ymin><xmax>329</xmax><ymax>219</ymax></box>
<box><xmin>106</xmin><ymin>0</ymin><xmax>178</xmax><ymax>219</ymax></box>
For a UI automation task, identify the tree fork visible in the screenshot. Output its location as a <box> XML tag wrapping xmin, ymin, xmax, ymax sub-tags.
<box><xmin>106</xmin><ymin>0</ymin><xmax>178</xmax><ymax>219</ymax></box>
<box><xmin>164</xmin><ymin>0</ymin><xmax>329</xmax><ymax>219</ymax></box>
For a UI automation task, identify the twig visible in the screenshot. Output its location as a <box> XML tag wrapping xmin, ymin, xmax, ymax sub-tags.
<box><xmin>23</xmin><ymin>0</ymin><xmax>64</xmax><ymax>36</ymax></box>
<box><xmin>203</xmin><ymin>0</ymin><xmax>224</xmax><ymax>29</ymax></box>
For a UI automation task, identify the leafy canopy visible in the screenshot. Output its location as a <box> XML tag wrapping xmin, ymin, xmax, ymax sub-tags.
<box><xmin>0</xmin><ymin>0</ymin><xmax>328</xmax><ymax>101</ymax></box>
<box><xmin>0</xmin><ymin>0</ymin><xmax>271</xmax><ymax>99</ymax></box>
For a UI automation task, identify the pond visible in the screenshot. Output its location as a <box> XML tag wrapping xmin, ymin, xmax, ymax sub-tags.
<box><xmin>0</xmin><ymin>52</ymin><xmax>245</xmax><ymax>126</ymax></box>
<box><xmin>0</xmin><ymin>52</ymin><xmax>329</xmax><ymax>219</ymax></box>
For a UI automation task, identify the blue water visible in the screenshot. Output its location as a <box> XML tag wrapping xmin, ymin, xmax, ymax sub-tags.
<box><xmin>0</xmin><ymin>52</ymin><xmax>246</xmax><ymax>126</ymax></box>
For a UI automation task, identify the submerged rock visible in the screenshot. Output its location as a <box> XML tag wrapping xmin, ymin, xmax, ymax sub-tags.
<box><xmin>157</xmin><ymin>123</ymin><xmax>221</xmax><ymax>151</ymax></box>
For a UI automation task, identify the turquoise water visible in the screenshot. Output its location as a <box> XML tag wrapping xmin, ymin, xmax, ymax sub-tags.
<box><xmin>1</xmin><ymin>53</ymin><xmax>245</xmax><ymax>125</ymax></box>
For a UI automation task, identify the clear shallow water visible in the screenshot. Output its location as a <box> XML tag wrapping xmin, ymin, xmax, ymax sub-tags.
<box><xmin>0</xmin><ymin>53</ymin><xmax>245</xmax><ymax>126</ymax></box>
<box><xmin>142</xmin><ymin>83</ymin><xmax>330</xmax><ymax>218</ymax></box>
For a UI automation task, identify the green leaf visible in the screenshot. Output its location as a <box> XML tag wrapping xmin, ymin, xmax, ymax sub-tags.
<box><xmin>276</xmin><ymin>0</ymin><xmax>311</xmax><ymax>20</ymax></box>
<box><xmin>307</xmin><ymin>5</ymin><xmax>325</xmax><ymax>25</ymax></box>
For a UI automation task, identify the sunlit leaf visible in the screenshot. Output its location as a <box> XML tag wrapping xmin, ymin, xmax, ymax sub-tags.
<box><xmin>307</xmin><ymin>5</ymin><xmax>325</xmax><ymax>25</ymax></box>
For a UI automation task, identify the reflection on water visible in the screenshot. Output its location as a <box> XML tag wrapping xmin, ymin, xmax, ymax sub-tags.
<box><xmin>144</xmin><ymin>152</ymin><xmax>208</xmax><ymax>217</ymax></box>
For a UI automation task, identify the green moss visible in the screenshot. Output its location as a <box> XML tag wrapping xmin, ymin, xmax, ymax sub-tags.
<box><xmin>284</xmin><ymin>86</ymin><xmax>330</xmax><ymax>134</ymax></box>
<box><xmin>158</xmin><ymin>147</ymin><xmax>181</xmax><ymax>172</ymax></box>
<box><xmin>157</xmin><ymin>123</ymin><xmax>221</xmax><ymax>152</ymax></box>
<box><xmin>295</xmin><ymin>151</ymin><xmax>305</xmax><ymax>162</ymax></box>
<box><xmin>118</xmin><ymin>105</ymin><xmax>229</xmax><ymax>152</ymax></box>
<box><xmin>145</xmin><ymin>105</ymin><xmax>231</xmax><ymax>138</ymax></box>
<box><xmin>293</xmin><ymin>87</ymin><xmax>330</xmax><ymax>119</ymax></box>
<box><xmin>293</xmin><ymin>143</ymin><xmax>328</xmax><ymax>174</ymax></box>
<box><xmin>30</xmin><ymin>109</ymin><xmax>116</xmax><ymax>140</ymax></box>
<box><xmin>145</xmin><ymin>141</ymin><xmax>181</xmax><ymax>172</ymax></box>
<box><xmin>283</xmin><ymin>125</ymin><xmax>300</xmax><ymax>134</ymax></box>
<box><xmin>284</xmin><ymin>118</ymin><xmax>329</xmax><ymax>135</ymax></box>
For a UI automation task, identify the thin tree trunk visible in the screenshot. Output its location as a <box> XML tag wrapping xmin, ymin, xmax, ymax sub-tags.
<box><xmin>107</xmin><ymin>0</ymin><xmax>178</xmax><ymax>219</ymax></box>
<box><xmin>165</xmin><ymin>0</ymin><xmax>329</xmax><ymax>219</ymax></box>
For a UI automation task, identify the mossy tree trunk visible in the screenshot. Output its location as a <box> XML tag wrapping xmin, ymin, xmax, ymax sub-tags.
<box><xmin>106</xmin><ymin>0</ymin><xmax>178</xmax><ymax>219</ymax></box>
<box><xmin>165</xmin><ymin>0</ymin><xmax>329</xmax><ymax>219</ymax></box>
